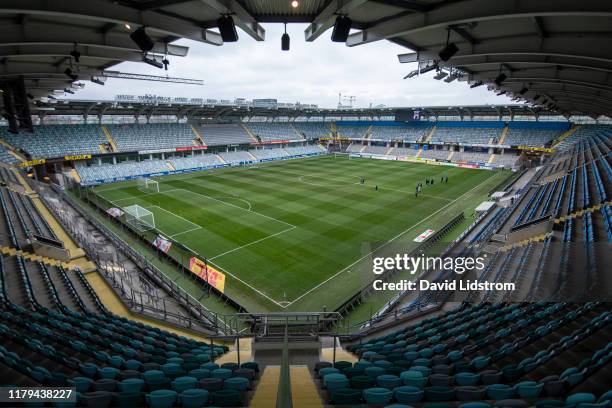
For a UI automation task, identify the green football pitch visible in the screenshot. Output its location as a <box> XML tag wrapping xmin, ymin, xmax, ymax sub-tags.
<box><xmin>91</xmin><ymin>155</ymin><xmax>509</xmax><ymax>312</ymax></box>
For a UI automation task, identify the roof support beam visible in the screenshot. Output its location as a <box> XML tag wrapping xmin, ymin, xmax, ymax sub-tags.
<box><xmin>397</xmin><ymin>35</ymin><xmax>612</xmax><ymax>65</ymax></box>
<box><xmin>0</xmin><ymin>23</ymin><xmax>189</xmax><ymax>56</ymax></box>
<box><xmin>0</xmin><ymin>0</ymin><xmax>223</xmax><ymax>45</ymax></box>
<box><xmin>304</xmin><ymin>0</ymin><xmax>369</xmax><ymax>42</ymax></box>
<box><xmin>347</xmin><ymin>0</ymin><xmax>612</xmax><ymax>46</ymax></box>
<box><xmin>199</xmin><ymin>0</ymin><xmax>265</xmax><ymax>41</ymax></box>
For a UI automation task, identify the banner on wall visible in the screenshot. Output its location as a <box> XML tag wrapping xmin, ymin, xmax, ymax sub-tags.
<box><xmin>153</xmin><ymin>235</ymin><xmax>173</xmax><ymax>254</ymax></box>
<box><xmin>189</xmin><ymin>257</ymin><xmax>226</xmax><ymax>293</ymax></box>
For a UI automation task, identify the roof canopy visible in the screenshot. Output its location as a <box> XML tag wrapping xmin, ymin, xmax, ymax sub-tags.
<box><xmin>1</xmin><ymin>0</ymin><xmax>611</xmax><ymax>118</ymax></box>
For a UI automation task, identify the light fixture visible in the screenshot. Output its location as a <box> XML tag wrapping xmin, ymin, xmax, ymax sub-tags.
<box><xmin>438</xmin><ymin>28</ymin><xmax>458</xmax><ymax>61</ymax></box>
<box><xmin>419</xmin><ymin>63</ymin><xmax>437</xmax><ymax>74</ymax></box>
<box><xmin>494</xmin><ymin>72</ymin><xmax>507</xmax><ymax>86</ymax></box>
<box><xmin>131</xmin><ymin>26</ymin><xmax>155</xmax><ymax>52</ymax></box>
<box><xmin>91</xmin><ymin>77</ymin><xmax>105</xmax><ymax>86</ymax></box>
<box><xmin>162</xmin><ymin>57</ymin><xmax>170</xmax><ymax>70</ymax></box>
<box><xmin>124</xmin><ymin>23</ymin><xmax>131</xmax><ymax>30</ymax></box>
<box><xmin>143</xmin><ymin>55</ymin><xmax>164</xmax><ymax>68</ymax></box>
<box><xmin>291</xmin><ymin>0</ymin><xmax>299</xmax><ymax>8</ymax></box>
<box><xmin>433</xmin><ymin>71</ymin><xmax>448</xmax><ymax>80</ymax></box>
<box><xmin>63</xmin><ymin>88</ymin><xmax>75</xmax><ymax>94</ymax></box>
<box><xmin>403</xmin><ymin>70</ymin><xmax>419</xmax><ymax>79</ymax></box>
<box><xmin>281</xmin><ymin>23</ymin><xmax>290</xmax><ymax>51</ymax></box>
<box><xmin>470</xmin><ymin>81</ymin><xmax>483</xmax><ymax>88</ymax></box>
<box><xmin>64</xmin><ymin>68</ymin><xmax>78</xmax><ymax>81</ymax></box>
<box><xmin>444</xmin><ymin>73</ymin><xmax>459</xmax><ymax>83</ymax></box>
<box><xmin>331</xmin><ymin>15</ymin><xmax>352</xmax><ymax>42</ymax></box>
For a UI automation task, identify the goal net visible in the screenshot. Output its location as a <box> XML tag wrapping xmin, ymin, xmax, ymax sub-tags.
<box><xmin>334</xmin><ymin>152</ymin><xmax>352</xmax><ymax>159</ymax></box>
<box><xmin>124</xmin><ymin>204</ymin><xmax>155</xmax><ymax>232</ymax></box>
<box><xmin>137</xmin><ymin>178</ymin><xmax>159</xmax><ymax>193</ymax></box>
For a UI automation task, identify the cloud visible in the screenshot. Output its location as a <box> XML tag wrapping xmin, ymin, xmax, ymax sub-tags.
<box><xmin>71</xmin><ymin>24</ymin><xmax>513</xmax><ymax>108</ymax></box>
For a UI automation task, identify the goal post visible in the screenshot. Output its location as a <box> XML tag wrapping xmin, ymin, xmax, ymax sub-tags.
<box><xmin>124</xmin><ymin>204</ymin><xmax>156</xmax><ymax>232</ymax></box>
<box><xmin>137</xmin><ymin>177</ymin><xmax>160</xmax><ymax>193</ymax></box>
<box><xmin>333</xmin><ymin>152</ymin><xmax>352</xmax><ymax>160</ymax></box>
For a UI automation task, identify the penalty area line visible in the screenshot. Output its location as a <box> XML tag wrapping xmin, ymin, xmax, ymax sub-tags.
<box><xmin>283</xmin><ymin>180</ymin><xmax>487</xmax><ymax>308</ymax></box>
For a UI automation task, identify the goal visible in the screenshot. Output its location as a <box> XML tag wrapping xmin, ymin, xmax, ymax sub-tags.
<box><xmin>123</xmin><ymin>204</ymin><xmax>155</xmax><ymax>232</ymax></box>
<box><xmin>138</xmin><ymin>178</ymin><xmax>159</xmax><ymax>193</ymax></box>
<box><xmin>333</xmin><ymin>152</ymin><xmax>352</xmax><ymax>160</ymax></box>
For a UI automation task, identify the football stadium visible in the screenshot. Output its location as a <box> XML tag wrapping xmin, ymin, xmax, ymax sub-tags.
<box><xmin>0</xmin><ymin>1</ymin><xmax>611</xmax><ymax>407</ymax></box>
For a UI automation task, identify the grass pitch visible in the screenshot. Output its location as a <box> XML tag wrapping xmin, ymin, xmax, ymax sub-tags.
<box><xmin>92</xmin><ymin>155</ymin><xmax>508</xmax><ymax>312</ymax></box>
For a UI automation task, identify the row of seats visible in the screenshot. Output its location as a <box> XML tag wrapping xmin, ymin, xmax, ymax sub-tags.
<box><xmin>317</xmin><ymin>302</ymin><xmax>610</xmax><ymax>406</ymax></box>
<box><xmin>0</xmin><ymin>145</ymin><xmax>20</xmax><ymax>164</ymax></box>
<box><xmin>0</xmin><ymin>186</ymin><xmax>56</xmax><ymax>247</ymax></box>
<box><xmin>108</xmin><ymin>124</ymin><xmax>198</xmax><ymax>152</ymax></box>
<box><xmin>369</xmin><ymin>125</ymin><xmax>433</xmax><ymax>142</ymax></box>
<box><xmin>245</xmin><ymin>122</ymin><xmax>302</xmax><ymax>142</ymax></box>
<box><xmin>76</xmin><ymin>146</ymin><xmax>325</xmax><ymax>184</ymax></box>
<box><xmin>432</xmin><ymin>127</ymin><xmax>500</xmax><ymax>144</ymax></box>
<box><xmin>3</xmin><ymin>125</ymin><xmax>107</xmax><ymax>158</ymax></box>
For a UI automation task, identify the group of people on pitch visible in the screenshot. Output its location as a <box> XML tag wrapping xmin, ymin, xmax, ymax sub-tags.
<box><xmin>415</xmin><ymin>175</ymin><xmax>448</xmax><ymax>197</ymax></box>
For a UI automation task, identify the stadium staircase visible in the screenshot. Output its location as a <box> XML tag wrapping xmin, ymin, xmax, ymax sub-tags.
<box><xmin>423</xmin><ymin>125</ymin><xmax>437</xmax><ymax>143</ymax></box>
<box><xmin>498</xmin><ymin>124</ymin><xmax>509</xmax><ymax>145</ymax></box>
<box><xmin>241</xmin><ymin>123</ymin><xmax>259</xmax><ymax>142</ymax></box>
<box><xmin>289</xmin><ymin>123</ymin><xmax>306</xmax><ymax>140</ymax></box>
<box><xmin>447</xmin><ymin>150</ymin><xmax>454</xmax><ymax>161</ymax></box>
<box><xmin>70</xmin><ymin>168</ymin><xmax>81</xmax><ymax>183</ymax></box>
<box><xmin>0</xmin><ymin>139</ymin><xmax>25</xmax><ymax>163</ymax></box>
<box><xmin>487</xmin><ymin>154</ymin><xmax>496</xmax><ymax>164</ymax></box>
<box><xmin>246</xmin><ymin>151</ymin><xmax>258</xmax><ymax>161</ymax></box>
<box><xmin>553</xmin><ymin>125</ymin><xmax>581</xmax><ymax>148</ymax></box>
<box><xmin>190</xmin><ymin>125</ymin><xmax>207</xmax><ymax>147</ymax></box>
<box><xmin>359</xmin><ymin>145</ymin><xmax>367</xmax><ymax>153</ymax></box>
<box><xmin>385</xmin><ymin>146</ymin><xmax>394</xmax><ymax>155</ymax></box>
<box><xmin>497</xmin><ymin>232</ymin><xmax>552</xmax><ymax>252</ymax></box>
<box><xmin>554</xmin><ymin>200</ymin><xmax>612</xmax><ymax>223</ymax></box>
<box><xmin>0</xmin><ymin>246</ymin><xmax>94</xmax><ymax>272</ymax></box>
<box><xmin>364</xmin><ymin>125</ymin><xmax>373</xmax><ymax>139</ymax></box>
<box><xmin>101</xmin><ymin>126</ymin><xmax>118</xmax><ymax>152</ymax></box>
<box><xmin>249</xmin><ymin>366</ymin><xmax>280</xmax><ymax>407</ymax></box>
<box><xmin>291</xmin><ymin>365</ymin><xmax>324</xmax><ymax>408</ymax></box>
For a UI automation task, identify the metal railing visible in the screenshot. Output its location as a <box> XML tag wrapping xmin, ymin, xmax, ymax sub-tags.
<box><xmin>34</xmin><ymin>181</ymin><xmax>233</xmax><ymax>334</ymax></box>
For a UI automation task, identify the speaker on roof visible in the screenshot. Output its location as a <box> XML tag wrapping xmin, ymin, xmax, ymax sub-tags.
<box><xmin>218</xmin><ymin>15</ymin><xmax>239</xmax><ymax>42</ymax></box>
<box><xmin>438</xmin><ymin>42</ymin><xmax>458</xmax><ymax>61</ymax></box>
<box><xmin>331</xmin><ymin>15</ymin><xmax>352</xmax><ymax>42</ymax></box>
<box><xmin>130</xmin><ymin>26</ymin><xmax>155</xmax><ymax>52</ymax></box>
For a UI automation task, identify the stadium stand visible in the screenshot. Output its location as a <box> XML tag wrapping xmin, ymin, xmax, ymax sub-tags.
<box><xmin>421</xmin><ymin>148</ymin><xmax>451</xmax><ymax>160</ymax></box>
<box><xmin>0</xmin><ymin>145</ymin><xmax>20</xmax><ymax>165</ymax></box>
<box><xmin>312</xmin><ymin>301</ymin><xmax>611</xmax><ymax>406</ymax></box>
<box><xmin>362</xmin><ymin>145</ymin><xmax>389</xmax><ymax>155</ymax></box>
<box><xmin>292</xmin><ymin>122</ymin><xmax>331</xmax><ymax>139</ymax></box>
<box><xmin>2</xmin><ymin>125</ymin><xmax>108</xmax><ymax>158</ymax></box>
<box><xmin>504</xmin><ymin>122</ymin><xmax>570</xmax><ymax>147</ymax></box>
<box><xmin>196</xmin><ymin>124</ymin><xmax>253</xmax><ymax>146</ymax></box>
<box><xmin>368</xmin><ymin>122</ymin><xmax>433</xmax><ymax>142</ymax></box>
<box><xmin>168</xmin><ymin>154</ymin><xmax>224</xmax><ymax>171</ymax></box>
<box><xmin>245</xmin><ymin>123</ymin><xmax>302</xmax><ymax>142</ymax></box>
<box><xmin>107</xmin><ymin>124</ymin><xmax>198</xmax><ymax>152</ymax></box>
<box><xmin>336</xmin><ymin>123</ymin><xmax>369</xmax><ymax>139</ymax></box>
<box><xmin>76</xmin><ymin>160</ymin><xmax>169</xmax><ymax>184</ymax></box>
<box><xmin>432</xmin><ymin>121</ymin><xmax>504</xmax><ymax>144</ymax></box>
<box><xmin>218</xmin><ymin>151</ymin><xmax>256</xmax><ymax>165</ymax></box>
<box><xmin>452</xmin><ymin>151</ymin><xmax>491</xmax><ymax>164</ymax></box>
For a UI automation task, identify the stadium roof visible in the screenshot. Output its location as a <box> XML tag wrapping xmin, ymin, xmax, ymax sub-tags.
<box><xmin>33</xmin><ymin>98</ymin><xmax>566</xmax><ymax>121</ymax></box>
<box><xmin>1</xmin><ymin>0</ymin><xmax>611</xmax><ymax>118</ymax></box>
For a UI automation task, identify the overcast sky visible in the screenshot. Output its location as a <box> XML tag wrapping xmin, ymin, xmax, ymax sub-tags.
<box><xmin>71</xmin><ymin>24</ymin><xmax>514</xmax><ymax>109</ymax></box>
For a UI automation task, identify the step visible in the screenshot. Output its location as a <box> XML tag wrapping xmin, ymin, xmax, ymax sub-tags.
<box><xmin>249</xmin><ymin>366</ymin><xmax>280</xmax><ymax>408</ymax></box>
<box><xmin>290</xmin><ymin>365</ymin><xmax>324</xmax><ymax>408</ymax></box>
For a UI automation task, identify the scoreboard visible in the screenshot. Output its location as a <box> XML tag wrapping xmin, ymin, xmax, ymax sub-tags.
<box><xmin>395</xmin><ymin>108</ymin><xmax>422</xmax><ymax>122</ymax></box>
